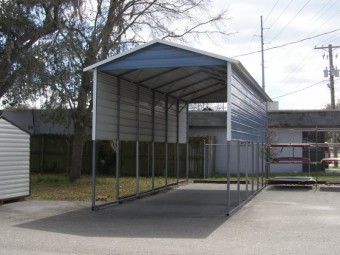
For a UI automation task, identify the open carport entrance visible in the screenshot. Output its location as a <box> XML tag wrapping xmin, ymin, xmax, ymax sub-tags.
<box><xmin>84</xmin><ymin>39</ymin><xmax>271</xmax><ymax>214</ymax></box>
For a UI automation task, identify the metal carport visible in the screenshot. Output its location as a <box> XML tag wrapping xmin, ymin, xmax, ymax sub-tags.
<box><xmin>84</xmin><ymin>39</ymin><xmax>271</xmax><ymax>213</ymax></box>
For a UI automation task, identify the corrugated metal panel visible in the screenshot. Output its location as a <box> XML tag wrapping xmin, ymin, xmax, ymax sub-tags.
<box><xmin>167</xmin><ymin>98</ymin><xmax>178</xmax><ymax>143</ymax></box>
<box><xmin>178</xmin><ymin>103</ymin><xmax>187</xmax><ymax>144</ymax></box>
<box><xmin>154</xmin><ymin>92</ymin><xmax>166</xmax><ymax>142</ymax></box>
<box><xmin>138</xmin><ymin>86</ymin><xmax>152</xmax><ymax>142</ymax></box>
<box><xmin>0</xmin><ymin>118</ymin><xmax>30</xmax><ymax>200</ymax></box>
<box><xmin>98</xmin><ymin>43</ymin><xmax>227</xmax><ymax>71</ymax></box>
<box><xmin>95</xmin><ymin>73</ymin><xmax>189</xmax><ymax>143</ymax></box>
<box><xmin>96</xmin><ymin>73</ymin><xmax>118</xmax><ymax>140</ymax></box>
<box><xmin>229</xmin><ymin>68</ymin><xmax>267</xmax><ymax>142</ymax></box>
<box><xmin>120</xmin><ymin>79</ymin><xmax>137</xmax><ymax>141</ymax></box>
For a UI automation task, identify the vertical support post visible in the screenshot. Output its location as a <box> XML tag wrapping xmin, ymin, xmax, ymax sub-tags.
<box><xmin>176</xmin><ymin>99</ymin><xmax>180</xmax><ymax>183</ymax></box>
<box><xmin>186</xmin><ymin>105</ymin><xmax>189</xmax><ymax>182</ymax></box>
<box><xmin>91</xmin><ymin>68</ymin><xmax>98</xmax><ymax>211</ymax></box>
<box><xmin>91</xmin><ymin>140</ymin><xmax>96</xmax><ymax>210</ymax></box>
<box><xmin>308</xmin><ymin>146</ymin><xmax>311</xmax><ymax>176</ymax></box>
<box><xmin>165</xmin><ymin>95</ymin><xmax>168</xmax><ymax>186</ymax></box>
<box><xmin>165</xmin><ymin>142</ymin><xmax>168</xmax><ymax>185</ymax></box>
<box><xmin>226</xmin><ymin>62</ymin><xmax>232</xmax><ymax>141</ymax></box>
<box><xmin>256</xmin><ymin>143</ymin><xmax>260</xmax><ymax>191</ymax></box>
<box><xmin>152</xmin><ymin>142</ymin><xmax>155</xmax><ymax>189</ymax></box>
<box><xmin>245</xmin><ymin>142</ymin><xmax>249</xmax><ymax>199</ymax></box>
<box><xmin>176</xmin><ymin>142</ymin><xmax>179</xmax><ymax>183</ymax></box>
<box><xmin>115</xmin><ymin>141</ymin><xmax>120</xmax><ymax>200</ymax></box>
<box><xmin>226</xmin><ymin>141</ymin><xmax>231</xmax><ymax>215</ymax></box>
<box><xmin>237</xmin><ymin>140</ymin><xmax>241</xmax><ymax>205</ymax></box>
<box><xmin>151</xmin><ymin>91</ymin><xmax>155</xmax><ymax>190</ymax></box>
<box><xmin>116</xmin><ymin>78</ymin><xmax>121</xmax><ymax>200</ymax></box>
<box><xmin>186</xmin><ymin>142</ymin><xmax>189</xmax><ymax>182</ymax></box>
<box><xmin>203</xmin><ymin>141</ymin><xmax>206</xmax><ymax>179</ymax></box>
<box><xmin>261</xmin><ymin>143</ymin><xmax>264</xmax><ymax>187</ymax></box>
<box><xmin>136</xmin><ymin>141</ymin><xmax>139</xmax><ymax>196</ymax></box>
<box><xmin>251</xmin><ymin>142</ymin><xmax>255</xmax><ymax>194</ymax></box>
<box><xmin>136</xmin><ymin>86</ymin><xmax>140</xmax><ymax>196</ymax></box>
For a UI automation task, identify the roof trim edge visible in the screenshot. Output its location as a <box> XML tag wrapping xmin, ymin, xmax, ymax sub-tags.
<box><xmin>83</xmin><ymin>39</ymin><xmax>239</xmax><ymax>72</ymax></box>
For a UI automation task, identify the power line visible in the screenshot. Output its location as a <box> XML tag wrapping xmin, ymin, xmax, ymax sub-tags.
<box><xmin>271</xmin><ymin>80</ymin><xmax>325</xmax><ymax>99</ymax></box>
<box><xmin>232</xmin><ymin>28</ymin><xmax>340</xmax><ymax>58</ymax></box>
<box><xmin>265</xmin><ymin>0</ymin><xmax>294</xmax><ymax>38</ymax></box>
<box><xmin>264</xmin><ymin>0</ymin><xmax>280</xmax><ymax>23</ymax></box>
<box><xmin>269</xmin><ymin>0</ymin><xmax>312</xmax><ymax>43</ymax></box>
<box><xmin>272</xmin><ymin>78</ymin><xmax>340</xmax><ymax>99</ymax></box>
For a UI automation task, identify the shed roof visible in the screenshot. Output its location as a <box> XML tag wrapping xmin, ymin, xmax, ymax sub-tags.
<box><xmin>0</xmin><ymin>116</ymin><xmax>31</xmax><ymax>135</ymax></box>
<box><xmin>84</xmin><ymin>39</ymin><xmax>271</xmax><ymax>103</ymax></box>
<box><xmin>0</xmin><ymin>110</ymin><xmax>75</xmax><ymax>135</ymax></box>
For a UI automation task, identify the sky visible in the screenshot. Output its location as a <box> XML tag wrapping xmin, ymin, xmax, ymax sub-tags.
<box><xmin>192</xmin><ymin>0</ymin><xmax>340</xmax><ymax>110</ymax></box>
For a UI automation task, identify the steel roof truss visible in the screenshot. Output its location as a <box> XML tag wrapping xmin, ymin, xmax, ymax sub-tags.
<box><xmin>181</xmin><ymin>81</ymin><xmax>223</xmax><ymax>99</ymax></box>
<box><xmin>135</xmin><ymin>67</ymin><xmax>181</xmax><ymax>83</ymax></box>
<box><xmin>151</xmin><ymin>70</ymin><xmax>203</xmax><ymax>90</ymax></box>
<box><xmin>166</xmin><ymin>77</ymin><xmax>214</xmax><ymax>95</ymax></box>
<box><xmin>189</xmin><ymin>87</ymin><xmax>226</xmax><ymax>103</ymax></box>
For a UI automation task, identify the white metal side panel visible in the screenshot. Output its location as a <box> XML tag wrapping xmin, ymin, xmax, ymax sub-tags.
<box><xmin>229</xmin><ymin>67</ymin><xmax>267</xmax><ymax>143</ymax></box>
<box><xmin>167</xmin><ymin>98</ymin><xmax>177</xmax><ymax>143</ymax></box>
<box><xmin>96</xmin><ymin>73</ymin><xmax>118</xmax><ymax>140</ymax></box>
<box><xmin>178</xmin><ymin>102</ymin><xmax>187</xmax><ymax>144</ymax></box>
<box><xmin>139</xmin><ymin>86</ymin><xmax>152</xmax><ymax>142</ymax></box>
<box><xmin>0</xmin><ymin>119</ymin><xmax>30</xmax><ymax>200</ymax></box>
<box><xmin>120</xmin><ymin>80</ymin><xmax>137</xmax><ymax>141</ymax></box>
<box><xmin>154</xmin><ymin>92</ymin><xmax>166</xmax><ymax>143</ymax></box>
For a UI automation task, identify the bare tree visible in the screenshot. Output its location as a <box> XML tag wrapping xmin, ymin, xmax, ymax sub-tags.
<box><xmin>2</xmin><ymin>0</ymin><xmax>232</xmax><ymax>182</ymax></box>
<box><xmin>0</xmin><ymin>0</ymin><xmax>81</xmax><ymax>104</ymax></box>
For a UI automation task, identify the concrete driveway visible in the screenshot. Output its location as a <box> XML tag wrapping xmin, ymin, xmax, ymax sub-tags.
<box><xmin>1</xmin><ymin>183</ymin><xmax>340</xmax><ymax>255</ymax></box>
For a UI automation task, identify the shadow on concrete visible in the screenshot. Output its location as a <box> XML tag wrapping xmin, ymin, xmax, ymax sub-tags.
<box><xmin>266</xmin><ymin>185</ymin><xmax>314</xmax><ymax>192</ymax></box>
<box><xmin>319</xmin><ymin>186</ymin><xmax>340</xmax><ymax>192</ymax></box>
<box><xmin>16</xmin><ymin>185</ymin><xmax>249</xmax><ymax>239</ymax></box>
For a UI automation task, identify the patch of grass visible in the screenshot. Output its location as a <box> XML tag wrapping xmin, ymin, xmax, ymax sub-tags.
<box><xmin>30</xmin><ymin>174</ymin><xmax>180</xmax><ymax>201</ymax></box>
<box><xmin>30</xmin><ymin>171</ymin><xmax>340</xmax><ymax>201</ymax></box>
<box><xmin>32</xmin><ymin>174</ymin><xmax>65</xmax><ymax>184</ymax></box>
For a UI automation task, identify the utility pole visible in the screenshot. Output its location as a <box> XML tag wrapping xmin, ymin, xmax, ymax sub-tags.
<box><xmin>261</xmin><ymin>16</ymin><xmax>265</xmax><ymax>91</ymax></box>
<box><xmin>315</xmin><ymin>44</ymin><xmax>340</xmax><ymax>165</ymax></box>
<box><xmin>314</xmin><ymin>44</ymin><xmax>340</xmax><ymax>109</ymax></box>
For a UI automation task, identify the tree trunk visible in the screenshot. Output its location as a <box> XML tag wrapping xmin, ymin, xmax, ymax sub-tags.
<box><xmin>69</xmin><ymin>122</ymin><xmax>87</xmax><ymax>182</ymax></box>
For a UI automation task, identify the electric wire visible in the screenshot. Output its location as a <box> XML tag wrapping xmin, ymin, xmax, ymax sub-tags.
<box><xmin>268</xmin><ymin>0</ymin><xmax>312</xmax><ymax>43</ymax></box>
<box><xmin>264</xmin><ymin>0</ymin><xmax>293</xmax><ymax>38</ymax></box>
<box><xmin>264</xmin><ymin>0</ymin><xmax>339</xmax><ymax>97</ymax></box>
<box><xmin>272</xmin><ymin>80</ymin><xmax>325</xmax><ymax>99</ymax></box>
<box><xmin>232</xmin><ymin>28</ymin><xmax>340</xmax><ymax>58</ymax></box>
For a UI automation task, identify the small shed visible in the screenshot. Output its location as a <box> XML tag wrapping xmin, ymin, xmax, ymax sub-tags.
<box><xmin>0</xmin><ymin>116</ymin><xmax>30</xmax><ymax>203</ymax></box>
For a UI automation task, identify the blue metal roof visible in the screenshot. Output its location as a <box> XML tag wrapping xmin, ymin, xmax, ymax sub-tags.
<box><xmin>98</xmin><ymin>42</ymin><xmax>228</xmax><ymax>71</ymax></box>
<box><xmin>85</xmin><ymin>39</ymin><xmax>271</xmax><ymax>104</ymax></box>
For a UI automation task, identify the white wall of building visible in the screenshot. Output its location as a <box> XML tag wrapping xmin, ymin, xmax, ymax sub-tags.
<box><xmin>269</xmin><ymin>129</ymin><xmax>304</xmax><ymax>173</ymax></box>
<box><xmin>189</xmin><ymin>127</ymin><xmax>259</xmax><ymax>175</ymax></box>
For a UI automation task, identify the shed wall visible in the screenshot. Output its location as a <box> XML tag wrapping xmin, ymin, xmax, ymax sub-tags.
<box><xmin>0</xmin><ymin>118</ymin><xmax>30</xmax><ymax>200</ymax></box>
